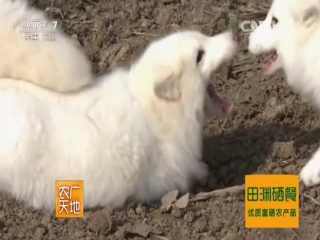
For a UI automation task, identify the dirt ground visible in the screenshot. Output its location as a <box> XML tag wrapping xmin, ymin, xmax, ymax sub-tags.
<box><xmin>1</xmin><ymin>0</ymin><xmax>320</xmax><ymax>239</ymax></box>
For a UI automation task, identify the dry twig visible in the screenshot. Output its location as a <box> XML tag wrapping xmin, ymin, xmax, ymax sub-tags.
<box><xmin>203</xmin><ymin>10</ymin><xmax>215</xmax><ymax>16</ymax></box>
<box><xmin>302</xmin><ymin>193</ymin><xmax>320</xmax><ymax>206</ymax></box>
<box><xmin>189</xmin><ymin>184</ymin><xmax>245</xmax><ymax>202</ymax></box>
<box><xmin>155</xmin><ymin>235</ymin><xmax>170</xmax><ymax>240</ymax></box>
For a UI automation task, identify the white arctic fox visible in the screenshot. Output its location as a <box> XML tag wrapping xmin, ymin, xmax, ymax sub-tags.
<box><xmin>0</xmin><ymin>29</ymin><xmax>238</xmax><ymax>211</ymax></box>
<box><xmin>248</xmin><ymin>0</ymin><xmax>320</xmax><ymax>186</ymax></box>
<box><xmin>0</xmin><ymin>0</ymin><xmax>93</xmax><ymax>92</ymax></box>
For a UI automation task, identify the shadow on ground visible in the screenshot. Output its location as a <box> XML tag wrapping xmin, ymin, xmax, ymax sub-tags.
<box><xmin>201</xmin><ymin>123</ymin><xmax>320</xmax><ymax>190</ymax></box>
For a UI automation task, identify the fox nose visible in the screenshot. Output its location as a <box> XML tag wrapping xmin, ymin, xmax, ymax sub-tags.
<box><xmin>232</xmin><ymin>30</ymin><xmax>240</xmax><ymax>42</ymax></box>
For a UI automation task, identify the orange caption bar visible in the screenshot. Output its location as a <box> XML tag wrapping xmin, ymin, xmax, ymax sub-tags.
<box><xmin>55</xmin><ymin>180</ymin><xmax>84</xmax><ymax>218</ymax></box>
<box><xmin>245</xmin><ymin>174</ymin><xmax>299</xmax><ymax>228</ymax></box>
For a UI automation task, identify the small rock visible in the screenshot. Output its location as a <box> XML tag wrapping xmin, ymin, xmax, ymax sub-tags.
<box><xmin>141</xmin><ymin>20</ymin><xmax>150</xmax><ymax>28</ymax></box>
<box><xmin>35</xmin><ymin>227</ymin><xmax>46</xmax><ymax>237</ymax></box>
<box><xmin>194</xmin><ymin>216</ymin><xmax>208</xmax><ymax>232</ymax></box>
<box><xmin>122</xmin><ymin>222</ymin><xmax>162</xmax><ymax>238</ymax></box>
<box><xmin>195</xmin><ymin>211</ymin><xmax>202</xmax><ymax>217</ymax></box>
<box><xmin>40</xmin><ymin>215</ymin><xmax>51</xmax><ymax>227</ymax></box>
<box><xmin>135</xmin><ymin>206</ymin><xmax>147</xmax><ymax>217</ymax></box>
<box><xmin>74</xmin><ymin>231</ymin><xmax>85</xmax><ymax>238</ymax></box>
<box><xmin>273</xmin><ymin>167</ymin><xmax>282</xmax><ymax>174</ymax></box>
<box><xmin>184</xmin><ymin>211</ymin><xmax>195</xmax><ymax>223</ymax></box>
<box><xmin>114</xmin><ymin>228</ymin><xmax>126</xmax><ymax>238</ymax></box>
<box><xmin>88</xmin><ymin>210</ymin><xmax>112</xmax><ymax>234</ymax></box>
<box><xmin>161</xmin><ymin>190</ymin><xmax>179</xmax><ymax>206</ymax></box>
<box><xmin>172</xmin><ymin>208</ymin><xmax>183</xmax><ymax>218</ymax></box>
<box><xmin>283</xmin><ymin>164</ymin><xmax>297</xmax><ymax>174</ymax></box>
<box><xmin>268</xmin><ymin>97</ymin><xmax>277</xmax><ymax>107</ymax></box>
<box><xmin>175</xmin><ymin>193</ymin><xmax>189</xmax><ymax>209</ymax></box>
<box><xmin>127</xmin><ymin>208</ymin><xmax>138</xmax><ymax>219</ymax></box>
<box><xmin>209</xmin><ymin>219</ymin><xmax>222</xmax><ymax>231</ymax></box>
<box><xmin>272</xmin><ymin>141</ymin><xmax>295</xmax><ymax>159</ymax></box>
<box><xmin>0</xmin><ymin>211</ymin><xmax>4</xmax><ymax>219</ymax></box>
<box><xmin>107</xmin><ymin>25</ymin><xmax>114</xmax><ymax>32</ymax></box>
<box><xmin>83</xmin><ymin>212</ymin><xmax>92</xmax><ymax>222</ymax></box>
<box><xmin>161</xmin><ymin>190</ymin><xmax>178</xmax><ymax>212</ymax></box>
<box><xmin>225</xmin><ymin>196</ymin><xmax>237</xmax><ymax>203</ymax></box>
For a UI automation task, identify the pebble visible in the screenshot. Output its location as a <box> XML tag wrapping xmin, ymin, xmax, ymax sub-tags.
<box><xmin>88</xmin><ymin>210</ymin><xmax>112</xmax><ymax>234</ymax></box>
<box><xmin>184</xmin><ymin>211</ymin><xmax>195</xmax><ymax>223</ymax></box>
<box><xmin>273</xmin><ymin>167</ymin><xmax>282</xmax><ymax>174</ymax></box>
<box><xmin>141</xmin><ymin>20</ymin><xmax>150</xmax><ymax>28</ymax></box>
<box><xmin>209</xmin><ymin>219</ymin><xmax>222</xmax><ymax>231</ymax></box>
<box><xmin>172</xmin><ymin>208</ymin><xmax>183</xmax><ymax>218</ymax></box>
<box><xmin>35</xmin><ymin>227</ymin><xmax>46</xmax><ymax>237</ymax></box>
<box><xmin>194</xmin><ymin>216</ymin><xmax>208</xmax><ymax>232</ymax></box>
<box><xmin>40</xmin><ymin>215</ymin><xmax>51</xmax><ymax>227</ymax></box>
<box><xmin>135</xmin><ymin>206</ymin><xmax>147</xmax><ymax>217</ymax></box>
<box><xmin>74</xmin><ymin>230</ymin><xmax>85</xmax><ymax>238</ymax></box>
<box><xmin>268</xmin><ymin>97</ymin><xmax>277</xmax><ymax>107</ymax></box>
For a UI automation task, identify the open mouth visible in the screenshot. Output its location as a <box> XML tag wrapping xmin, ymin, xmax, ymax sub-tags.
<box><xmin>206</xmin><ymin>83</ymin><xmax>234</xmax><ymax>117</ymax></box>
<box><xmin>262</xmin><ymin>50</ymin><xmax>282</xmax><ymax>75</ymax></box>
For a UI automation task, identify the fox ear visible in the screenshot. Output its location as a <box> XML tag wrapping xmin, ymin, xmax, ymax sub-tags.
<box><xmin>302</xmin><ymin>7</ymin><xmax>319</xmax><ymax>28</ymax></box>
<box><xmin>153</xmin><ymin>66</ymin><xmax>181</xmax><ymax>101</ymax></box>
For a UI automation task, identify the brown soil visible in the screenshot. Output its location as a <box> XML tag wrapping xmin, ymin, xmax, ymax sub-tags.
<box><xmin>1</xmin><ymin>0</ymin><xmax>320</xmax><ymax>239</ymax></box>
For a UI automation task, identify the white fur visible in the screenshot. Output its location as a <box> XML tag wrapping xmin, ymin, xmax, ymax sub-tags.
<box><xmin>0</xmin><ymin>0</ymin><xmax>92</xmax><ymax>92</ymax></box>
<box><xmin>248</xmin><ymin>0</ymin><xmax>320</xmax><ymax>186</ymax></box>
<box><xmin>0</xmin><ymin>30</ymin><xmax>238</xmax><ymax>211</ymax></box>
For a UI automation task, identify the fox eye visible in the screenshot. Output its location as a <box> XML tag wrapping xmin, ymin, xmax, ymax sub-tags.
<box><xmin>271</xmin><ymin>16</ymin><xmax>278</xmax><ymax>28</ymax></box>
<box><xmin>196</xmin><ymin>50</ymin><xmax>205</xmax><ymax>64</ymax></box>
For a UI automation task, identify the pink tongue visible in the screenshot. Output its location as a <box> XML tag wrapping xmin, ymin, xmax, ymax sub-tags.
<box><xmin>262</xmin><ymin>60</ymin><xmax>272</xmax><ymax>72</ymax></box>
<box><xmin>207</xmin><ymin>84</ymin><xmax>234</xmax><ymax>115</ymax></box>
